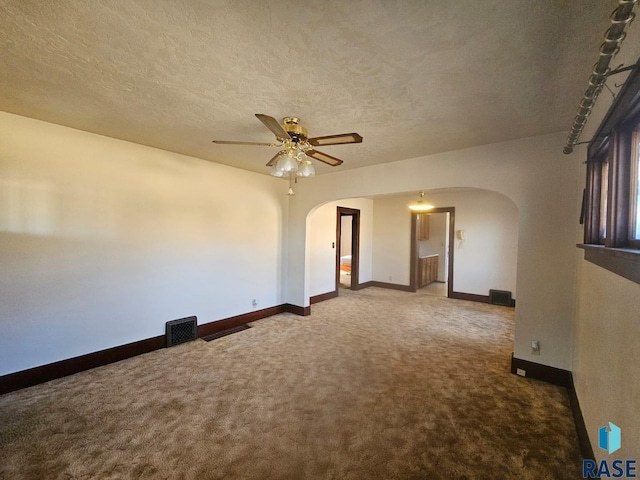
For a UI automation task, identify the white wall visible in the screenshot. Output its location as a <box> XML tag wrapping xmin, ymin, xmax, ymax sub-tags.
<box><xmin>372</xmin><ymin>190</ymin><xmax>518</xmax><ymax>296</ymax></box>
<box><xmin>370</xmin><ymin>195</ymin><xmax>411</xmax><ymax>286</ymax></box>
<box><xmin>287</xmin><ymin>131</ymin><xmax>580</xmax><ymax>370</ymax></box>
<box><xmin>308</xmin><ymin>198</ymin><xmax>373</xmax><ymax>297</ymax></box>
<box><xmin>573</xmin><ymin>261</ymin><xmax>640</xmax><ymax>461</ymax></box>
<box><xmin>0</xmin><ymin>112</ymin><xmax>288</xmax><ymax>376</ymax></box>
<box><xmin>340</xmin><ymin>216</ymin><xmax>352</xmax><ymax>256</ymax></box>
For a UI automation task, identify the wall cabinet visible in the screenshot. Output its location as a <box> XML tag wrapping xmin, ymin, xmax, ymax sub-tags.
<box><xmin>419</xmin><ymin>255</ymin><xmax>438</xmax><ymax>287</ymax></box>
<box><xmin>417</xmin><ymin>214</ymin><xmax>430</xmax><ymax>240</ymax></box>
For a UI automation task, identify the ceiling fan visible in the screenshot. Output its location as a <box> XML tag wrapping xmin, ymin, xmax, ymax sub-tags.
<box><xmin>212</xmin><ymin>114</ymin><xmax>362</xmax><ymax>178</ymax></box>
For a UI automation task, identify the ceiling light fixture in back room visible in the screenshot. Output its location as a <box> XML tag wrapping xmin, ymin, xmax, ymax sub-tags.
<box><xmin>409</xmin><ymin>192</ymin><xmax>434</xmax><ymax>212</ymax></box>
<box><xmin>212</xmin><ymin>114</ymin><xmax>362</xmax><ymax>193</ymax></box>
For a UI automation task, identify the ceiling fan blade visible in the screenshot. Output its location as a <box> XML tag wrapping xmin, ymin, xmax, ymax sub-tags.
<box><xmin>306</xmin><ymin>149</ymin><xmax>344</xmax><ymax>167</ymax></box>
<box><xmin>212</xmin><ymin>140</ymin><xmax>280</xmax><ymax>147</ymax></box>
<box><xmin>266</xmin><ymin>151</ymin><xmax>283</xmax><ymax>167</ymax></box>
<box><xmin>307</xmin><ymin>132</ymin><xmax>363</xmax><ymax>146</ymax></box>
<box><xmin>255</xmin><ymin>114</ymin><xmax>291</xmax><ymax>142</ymax></box>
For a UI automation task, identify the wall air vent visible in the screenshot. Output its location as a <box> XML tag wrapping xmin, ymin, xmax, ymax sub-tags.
<box><xmin>166</xmin><ymin>316</ymin><xmax>198</xmax><ymax>347</ymax></box>
<box><xmin>489</xmin><ymin>290</ymin><xmax>513</xmax><ymax>307</ymax></box>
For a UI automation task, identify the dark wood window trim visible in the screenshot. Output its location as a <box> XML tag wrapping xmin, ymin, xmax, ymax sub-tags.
<box><xmin>581</xmin><ymin>58</ymin><xmax>640</xmax><ymax>282</ymax></box>
<box><xmin>584</xmin><ymin>139</ymin><xmax>610</xmax><ymax>244</ymax></box>
<box><xmin>577</xmin><ymin>244</ymin><xmax>640</xmax><ymax>285</ymax></box>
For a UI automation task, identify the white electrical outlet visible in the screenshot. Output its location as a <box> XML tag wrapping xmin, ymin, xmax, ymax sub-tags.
<box><xmin>531</xmin><ymin>340</ymin><xmax>540</xmax><ymax>355</ymax></box>
<box><xmin>516</xmin><ymin>368</ymin><xmax>526</xmax><ymax>377</ymax></box>
<box><xmin>252</xmin><ymin>299</ymin><xmax>258</xmax><ymax>307</ymax></box>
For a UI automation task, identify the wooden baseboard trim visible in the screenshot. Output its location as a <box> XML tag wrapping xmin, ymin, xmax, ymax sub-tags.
<box><xmin>310</xmin><ymin>290</ymin><xmax>338</xmax><ymax>304</ymax></box>
<box><xmin>1</xmin><ymin>304</ymin><xmax>290</xmax><ymax>395</ymax></box>
<box><xmin>451</xmin><ymin>291</ymin><xmax>516</xmax><ymax>307</ymax></box>
<box><xmin>197</xmin><ymin>305</ymin><xmax>286</xmax><ymax>338</ymax></box>
<box><xmin>567</xmin><ymin>373</ymin><xmax>595</xmax><ymax>461</ymax></box>
<box><xmin>285</xmin><ymin>304</ymin><xmax>311</xmax><ymax>316</ymax></box>
<box><xmin>353</xmin><ymin>281</ymin><xmax>374</xmax><ymax>290</ymax></box>
<box><xmin>0</xmin><ymin>335</ymin><xmax>165</xmax><ymax>395</ymax></box>
<box><xmin>451</xmin><ymin>291</ymin><xmax>490</xmax><ymax>303</ymax></box>
<box><xmin>510</xmin><ymin>356</ymin><xmax>593</xmax><ymax>460</ymax></box>
<box><xmin>368</xmin><ymin>281</ymin><xmax>413</xmax><ymax>292</ymax></box>
<box><xmin>510</xmin><ymin>354</ymin><xmax>571</xmax><ymax>387</ymax></box>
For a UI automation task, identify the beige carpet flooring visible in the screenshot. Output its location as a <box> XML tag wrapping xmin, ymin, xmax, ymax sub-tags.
<box><xmin>0</xmin><ymin>288</ymin><xmax>583</xmax><ymax>479</ymax></box>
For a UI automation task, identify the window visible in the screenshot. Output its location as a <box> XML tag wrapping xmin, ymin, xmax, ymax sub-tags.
<box><xmin>584</xmin><ymin>141</ymin><xmax>611</xmax><ymax>246</ymax></box>
<box><xmin>599</xmin><ymin>158</ymin><xmax>608</xmax><ymax>243</ymax></box>
<box><xmin>580</xmin><ymin>60</ymin><xmax>640</xmax><ymax>284</ymax></box>
<box><xmin>600</xmin><ymin>160</ymin><xmax>609</xmax><ymax>244</ymax></box>
<box><xmin>630</xmin><ymin>127</ymin><xmax>640</xmax><ymax>244</ymax></box>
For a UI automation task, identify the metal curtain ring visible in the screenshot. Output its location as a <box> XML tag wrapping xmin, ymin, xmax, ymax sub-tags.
<box><xmin>599</xmin><ymin>42</ymin><xmax>621</xmax><ymax>57</ymax></box>
<box><xmin>609</xmin><ymin>9</ymin><xmax>635</xmax><ymax>25</ymax></box>
<box><xmin>578</xmin><ymin>107</ymin><xmax>593</xmax><ymax>117</ymax></box>
<box><xmin>592</xmin><ymin>63</ymin><xmax>611</xmax><ymax>78</ymax></box>
<box><xmin>579</xmin><ymin>99</ymin><xmax>594</xmax><ymax>109</ymax></box>
<box><xmin>603</xmin><ymin>28</ymin><xmax>626</xmax><ymax>43</ymax></box>
<box><xmin>583</xmin><ymin>86</ymin><xmax>603</xmax><ymax>101</ymax></box>
<box><xmin>588</xmin><ymin>76</ymin><xmax>604</xmax><ymax>88</ymax></box>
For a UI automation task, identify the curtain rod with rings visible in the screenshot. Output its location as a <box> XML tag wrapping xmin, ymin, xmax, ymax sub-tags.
<box><xmin>563</xmin><ymin>0</ymin><xmax>638</xmax><ymax>155</ymax></box>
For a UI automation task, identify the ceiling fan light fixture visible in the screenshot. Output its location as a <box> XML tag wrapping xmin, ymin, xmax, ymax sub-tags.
<box><xmin>213</xmin><ymin>114</ymin><xmax>362</xmax><ymax>184</ymax></box>
<box><xmin>297</xmin><ymin>159</ymin><xmax>315</xmax><ymax>177</ymax></box>
<box><xmin>269</xmin><ymin>163</ymin><xmax>284</xmax><ymax>177</ymax></box>
<box><xmin>275</xmin><ymin>151</ymin><xmax>298</xmax><ymax>173</ymax></box>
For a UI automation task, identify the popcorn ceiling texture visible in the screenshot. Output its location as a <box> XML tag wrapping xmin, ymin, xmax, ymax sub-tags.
<box><xmin>0</xmin><ymin>0</ymin><xmax>615</xmax><ymax>174</ymax></box>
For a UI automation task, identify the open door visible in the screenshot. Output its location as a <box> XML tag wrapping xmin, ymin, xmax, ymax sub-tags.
<box><xmin>410</xmin><ymin>207</ymin><xmax>455</xmax><ymax>297</ymax></box>
<box><xmin>336</xmin><ymin>207</ymin><xmax>360</xmax><ymax>293</ymax></box>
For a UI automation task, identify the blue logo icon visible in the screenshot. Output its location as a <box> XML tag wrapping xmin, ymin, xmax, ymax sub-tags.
<box><xmin>599</xmin><ymin>422</ymin><xmax>621</xmax><ymax>454</ymax></box>
<box><xmin>583</xmin><ymin>423</ymin><xmax>635</xmax><ymax>478</ymax></box>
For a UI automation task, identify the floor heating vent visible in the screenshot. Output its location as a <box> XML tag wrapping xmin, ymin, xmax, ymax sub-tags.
<box><xmin>166</xmin><ymin>316</ymin><xmax>198</xmax><ymax>347</ymax></box>
<box><xmin>202</xmin><ymin>324</ymin><xmax>250</xmax><ymax>342</ymax></box>
<box><xmin>489</xmin><ymin>290</ymin><xmax>512</xmax><ymax>307</ymax></box>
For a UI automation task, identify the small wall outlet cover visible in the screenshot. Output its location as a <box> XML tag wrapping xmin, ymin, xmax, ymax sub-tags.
<box><xmin>516</xmin><ymin>368</ymin><xmax>526</xmax><ymax>377</ymax></box>
<box><xmin>531</xmin><ymin>340</ymin><xmax>540</xmax><ymax>355</ymax></box>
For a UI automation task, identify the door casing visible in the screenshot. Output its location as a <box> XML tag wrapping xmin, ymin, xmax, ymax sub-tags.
<box><xmin>409</xmin><ymin>207</ymin><xmax>455</xmax><ymax>296</ymax></box>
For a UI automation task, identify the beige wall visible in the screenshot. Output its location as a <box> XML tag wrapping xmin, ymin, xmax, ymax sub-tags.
<box><xmin>371</xmin><ymin>189</ymin><xmax>518</xmax><ymax>296</ymax></box>
<box><xmin>573</xmin><ymin>260</ymin><xmax>640</xmax><ymax>461</ymax></box>
<box><xmin>0</xmin><ymin>112</ymin><xmax>288</xmax><ymax>376</ymax></box>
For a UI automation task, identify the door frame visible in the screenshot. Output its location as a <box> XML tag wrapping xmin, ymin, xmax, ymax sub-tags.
<box><xmin>409</xmin><ymin>207</ymin><xmax>455</xmax><ymax>297</ymax></box>
<box><xmin>335</xmin><ymin>207</ymin><xmax>361</xmax><ymax>293</ymax></box>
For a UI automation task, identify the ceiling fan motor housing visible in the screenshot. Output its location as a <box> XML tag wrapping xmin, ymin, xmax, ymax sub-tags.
<box><xmin>282</xmin><ymin>117</ymin><xmax>308</xmax><ymax>142</ymax></box>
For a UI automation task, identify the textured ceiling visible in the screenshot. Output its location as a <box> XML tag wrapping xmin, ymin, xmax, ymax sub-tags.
<box><xmin>0</xmin><ymin>0</ymin><xmax>619</xmax><ymax>175</ymax></box>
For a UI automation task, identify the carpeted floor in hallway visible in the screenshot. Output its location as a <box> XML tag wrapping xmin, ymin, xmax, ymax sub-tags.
<box><xmin>0</xmin><ymin>287</ymin><xmax>583</xmax><ymax>479</ymax></box>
